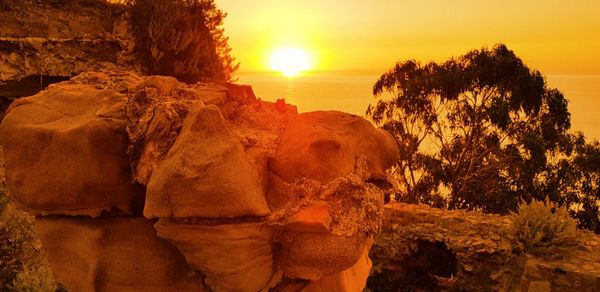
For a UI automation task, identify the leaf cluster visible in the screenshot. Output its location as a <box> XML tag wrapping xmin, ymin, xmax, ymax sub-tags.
<box><xmin>127</xmin><ymin>0</ymin><xmax>238</xmax><ymax>83</ymax></box>
<box><xmin>510</xmin><ymin>199</ymin><xmax>580</xmax><ymax>256</ymax></box>
<box><xmin>543</xmin><ymin>134</ymin><xmax>600</xmax><ymax>233</ymax></box>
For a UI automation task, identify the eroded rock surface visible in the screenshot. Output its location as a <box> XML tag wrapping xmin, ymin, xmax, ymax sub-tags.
<box><xmin>35</xmin><ymin>217</ymin><xmax>205</xmax><ymax>292</ymax></box>
<box><xmin>270</xmin><ymin>111</ymin><xmax>399</xmax><ymax>184</ymax></box>
<box><xmin>0</xmin><ymin>71</ymin><xmax>398</xmax><ymax>291</ymax></box>
<box><xmin>370</xmin><ymin>203</ymin><xmax>600</xmax><ymax>292</ymax></box>
<box><xmin>145</xmin><ymin>103</ymin><xmax>270</xmax><ymax>218</ymax></box>
<box><xmin>0</xmin><ymin>0</ymin><xmax>135</xmax><ymax>98</ymax></box>
<box><xmin>0</xmin><ymin>79</ymin><xmax>143</xmax><ymax>217</ymax></box>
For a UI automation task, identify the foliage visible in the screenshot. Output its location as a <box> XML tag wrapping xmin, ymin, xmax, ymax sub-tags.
<box><xmin>510</xmin><ymin>199</ymin><xmax>580</xmax><ymax>256</ymax></box>
<box><xmin>0</xmin><ymin>190</ymin><xmax>58</xmax><ymax>291</ymax></box>
<box><xmin>127</xmin><ymin>0</ymin><xmax>238</xmax><ymax>83</ymax></box>
<box><xmin>543</xmin><ymin>134</ymin><xmax>600</xmax><ymax>233</ymax></box>
<box><xmin>367</xmin><ymin>44</ymin><xmax>573</xmax><ymax>214</ymax></box>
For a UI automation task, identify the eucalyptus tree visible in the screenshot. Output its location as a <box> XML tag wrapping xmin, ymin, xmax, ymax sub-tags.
<box><xmin>367</xmin><ymin>44</ymin><xmax>571</xmax><ymax>213</ymax></box>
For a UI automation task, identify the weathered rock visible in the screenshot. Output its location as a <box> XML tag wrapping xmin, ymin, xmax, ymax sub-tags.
<box><xmin>0</xmin><ymin>68</ymin><xmax>399</xmax><ymax>291</ymax></box>
<box><xmin>270</xmin><ymin>111</ymin><xmax>398</xmax><ymax>184</ymax></box>
<box><xmin>270</xmin><ymin>161</ymin><xmax>386</xmax><ymax>281</ymax></box>
<box><xmin>126</xmin><ymin>75</ymin><xmax>228</xmax><ymax>185</ymax></box>
<box><xmin>224</xmin><ymin>98</ymin><xmax>297</xmax><ymax>192</ymax></box>
<box><xmin>0</xmin><ymin>0</ymin><xmax>135</xmax><ymax>97</ymax></box>
<box><xmin>155</xmin><ymin>220</ymin><xmax>276</xmax><ymax>292</ymax></box>
<box><xmin>521</xmin><ymin>254</ymin><xmax>600</xmax><ymax>291</ymax></box>
<box><xmin>302</xmin><ymin>238</ymin><xmax>373</xmax><ymax>292</ymax></box>
<box><xmin>0</xmin><ymin>81</ymin><xmax>142</xmax><ymax>217</ymax></box>
<box><xmin>370</xmin><ymin>203</ymin><xmax>600</xmax><ymax>292</ymax></box>
<box><xmin>285</xmin><ymin>201</ymin><xmax>332</xmax><ymax>233</ymax></box>
<box><xmin>34</xmin><ymin>217</ymin><xmax>204</xmax><ymax>292</ymax></box>
<box><xmin>144</xmin><ymin>103</ymin><xmax>270</xmax><ymax>218</ymax></box>
<box><xmin>279</xmin><ymin>232</ymin><xmax>370</xmax><ymax>280</ymax></box>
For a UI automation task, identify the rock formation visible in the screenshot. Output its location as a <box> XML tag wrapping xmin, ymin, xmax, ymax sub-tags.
<box><xmin>370</xmin><ymin>203</ymin><xmax>600</xmax><ymax>291</ymax></box>
<box><xmin>0</xmin><ymin>71</ymin><xmax>399</xmax><ymax>291</ymax></box>
<box><xmin>0</xmin><ymin>1</ymin><xmax>135</xmax><ymax>98</ymax></box>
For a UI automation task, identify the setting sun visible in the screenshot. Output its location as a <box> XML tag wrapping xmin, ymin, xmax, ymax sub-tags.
<box><xmin>269</xmin><ymin>47</ymin><xmax>312</xmax><ymax>77</ymax></box>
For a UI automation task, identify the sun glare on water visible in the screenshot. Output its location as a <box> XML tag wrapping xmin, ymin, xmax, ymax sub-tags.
<box><xmin>269</xmin><ymin>47</ymin><xmax>312</xmax><ymax>77</ymax></box>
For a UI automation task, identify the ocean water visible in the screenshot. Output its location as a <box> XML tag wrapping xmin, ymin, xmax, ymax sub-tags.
<box><xmin>237</xmin><ymin>71</ymin><xmax>600</xmax><ymax>140</ymax></box>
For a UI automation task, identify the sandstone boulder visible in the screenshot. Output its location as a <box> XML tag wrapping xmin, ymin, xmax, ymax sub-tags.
<box><xmin>302</xmin><ymin>238</ymin><xmax>373</xmax><ymax>292</ymax></box>
<box><xmin>270</xmin><ymin>111</ymin><xmax>399</xmax><ymax>184</ymax></box>
<box><xmin>0</xmin><ymin>82</ymin><xmax>142</xmax><ymax>217</ymax></box>
<box><xmin>155</xmin><ymin>220</ymin><xmax>276</xmax><ymax>292</ymax></box>
<box><xmin>144</xmin><ymin>103</ymin><xmax>270</xmax><ymax>218</ymax></box>
<box><xmin>279</xmin><ymin>232</ymin><xmax>370</xmax><ymax>280</ymax></box>
<box><xmin>35</xmin><ymin>217</ymin><xmax>204</xmax><ymax>292</ymax></box>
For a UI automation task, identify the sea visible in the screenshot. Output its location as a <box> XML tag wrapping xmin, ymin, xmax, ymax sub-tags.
<box><xmin>237</xmin><ymin>70</ymin><xmax>600</xmax><ymax>141</ymax></box>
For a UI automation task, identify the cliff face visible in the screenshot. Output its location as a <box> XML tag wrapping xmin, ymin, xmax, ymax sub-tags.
<box><xmin>0</xmin><ymin>71</ymin><xmax>399</xmax><ymax>291</ymax></box>
<box><xmin>0</xmin><ymin>0</ymin><xmax>135</xmax><ymax>99</ymax></box>
<box><xmin>371</xmin><ymin>203</ymin><xmax>600</xmax><ymax>292</ymax></box>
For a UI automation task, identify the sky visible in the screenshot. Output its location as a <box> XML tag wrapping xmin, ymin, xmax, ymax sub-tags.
<box><xmin>217</xmin><ymin>0</ymin><xmax>600</xmax><ymax>74</ymax></box>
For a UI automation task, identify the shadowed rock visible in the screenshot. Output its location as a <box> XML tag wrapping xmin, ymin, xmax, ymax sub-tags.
<box><xmin>35</xmin><ymin>217</ymin><xmax>205</xmax><ymax>291</ymax></box>
<box><xmin>0</xmin><ymin>81</ymin><xmax>143</xmax><ymax>217</ymax></box>
<box><xmin>270</xmin><ymin>111</ymin><xmax>399</xmax><ymax>184</ymax></box>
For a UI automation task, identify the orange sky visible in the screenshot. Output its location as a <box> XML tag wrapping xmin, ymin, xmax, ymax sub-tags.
<box><xmin>217</xmin><ymin>0</ymin><xmax>600</xmax><ymax>74</ymax></box>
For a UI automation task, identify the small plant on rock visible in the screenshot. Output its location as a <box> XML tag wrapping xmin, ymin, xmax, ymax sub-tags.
<box><xmin>510</xmin><ymin>199</ymin><xmax>580</xmax><ymax>256</ymax></box>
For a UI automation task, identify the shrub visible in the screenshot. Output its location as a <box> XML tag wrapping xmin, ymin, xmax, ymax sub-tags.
<box><xmin>0</xmin><ymin>190</ymin><xmax>58</xmax><ymax>291</ymax></box>
<box><xmin>510</xmin><ymin>199</ymin><xmax>580</xmax><ymax>256</ymax></box>
<box><xmin>128</xmin><ymin>0</ymin><xmax>238</xmax><ymax>83</ymax></box>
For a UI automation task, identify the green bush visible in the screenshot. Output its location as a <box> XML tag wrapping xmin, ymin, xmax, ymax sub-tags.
<box><xmin>128</xmin><ymin>0</ymin><xmax>238</xmax><ymax>83</ymax></box>
<box><xmin>510</xmin><ymin>199</ymin><xmax>580</xmax><ymax>256</ymax></box>
<box><xmin>0</xmin><ymin>190</ymin><xmax>58</xmax><ymax>291</ymax></box>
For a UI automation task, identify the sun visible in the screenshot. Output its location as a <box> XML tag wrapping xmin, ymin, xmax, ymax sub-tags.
<box><xmin>269</xmin><ymin>47</ymin><xmax>312</xmax><ymax>77</ymax></box>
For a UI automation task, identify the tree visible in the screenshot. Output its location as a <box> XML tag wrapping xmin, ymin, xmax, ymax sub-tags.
<box><xmin>367</xmin><ymin>44</ymin><xmax>572</xmax><ymax>214</ymax></box>
<box><xmin>544</xmin><ymin>134</ymin><xmax>600</xmax><ymax>233</ymax></box>
<box><xmin>128</xmin><ymin>0</ymin><xmax>238</xmax><ymax>83</ymax></box>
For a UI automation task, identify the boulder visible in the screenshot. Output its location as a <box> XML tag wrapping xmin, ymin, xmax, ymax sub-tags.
<box><xmin>0</xmin><ymin>82</ymin><xmax>142</xmax><ymax>217</ymax></box>
<box><xmin>144</xmin><ymin>103</ymin><xmax>270</xmax><ymax>218</ymax></box>
<box><xmin>155</xmin><ymin>220</ymin><xmax>276</xmax><ymax>292</ymax></box>
<box><xmin>34</xmin><ymin>217</ymin><xmax>204</xmax><ymax>292</ymax></box>
<box><xmin>270</xmin><ymin>111</ymin><xmax>399</xmax><ymax>184</ymax></box>
<box><xmin>302</xmin><ymin>238</ymin><xmax>373</xmax><ymax>292</ymax></box>
<box><xmin>279</xmin><ymin>232</ymin><xmax>370</xmax><ymax>280</ymax></box>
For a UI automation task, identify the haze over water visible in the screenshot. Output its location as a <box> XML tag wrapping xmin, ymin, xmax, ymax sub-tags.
<box><xmin>238</xmin><ymin>71</ymin><xmax>600</xmax><ymax>140</ymax></box>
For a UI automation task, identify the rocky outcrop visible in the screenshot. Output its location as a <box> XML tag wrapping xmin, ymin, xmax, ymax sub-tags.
<box><xmin>0</xmin><ymin>75</ymin><xmax>143</xmax><ymax>217</ymax></box>
<box><xmin>270</xmin><ymin>111</ymin><xmax>398</xmax><ymax>184</ymax></box>
<box><xmin>369</xmin><ymin>203</ymin><xmax>600</xmax><ymax>291</ymax></box>
<box><xmin>144</xmin><ymin>104</ymin><xmax>270</xmax><ymax>218</ymax></box>
<box><xmin>0</xmin><ymin>71</ymin><xmax>398</xmax><ymax>291</ymax></box>
<box><xmin>34</xmin><ymin>217</ymin><xmax>203</xmax><ymax>291</ymax></box>
<box><xmin>0</xmin><ymin>0</ymin><xmax>135</xmax><ymax>99</ymax></box>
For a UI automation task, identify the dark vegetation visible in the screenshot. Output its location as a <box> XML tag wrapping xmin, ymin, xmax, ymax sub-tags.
<box><xmin>368</xmin><ymin>44</ymin><xmax>600</xmax><ymax>233</ymax></box>
<box><xmin>127</xmin><ymin>0</ymin><xmax>238</xmax><ymax>83</ymax></box>
<box><xmin>0</xmin><ymin>189</ymin><xmax>61</xmax><ymax>291</ymax></box>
